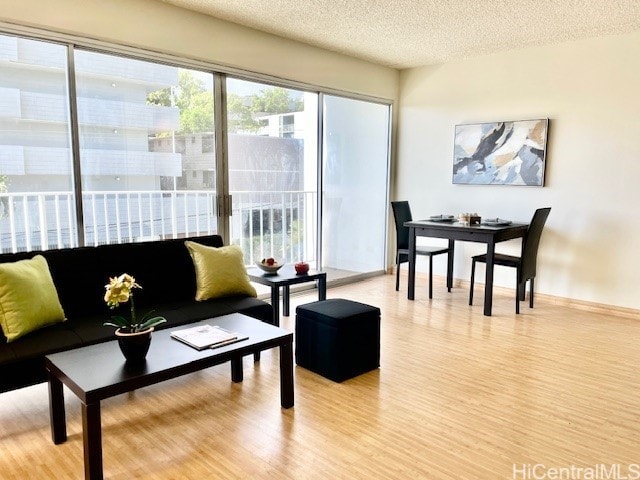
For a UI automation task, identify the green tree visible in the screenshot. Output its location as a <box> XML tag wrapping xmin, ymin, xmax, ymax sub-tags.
<box><xmin>146</xmin><ymin>88</ymin><xmax>171</xmax><ymax>107</ymax></box>
<box><xmin>174</xmin><ymin>71</ymin><xmax>213</xmax><ymax>133</ymax></box>
<box><xmin>147</xmin><ymin>71</ymin><xmax>213</xmax><ymax>134</ymax></box>
<box><xmin>227</xmin><ymin>87</ymin><xmax>303</xmax><ymax>134</ymax></box>
<box><xmin>227</xmin><ymin>92</ymin><xmax>258</xmax><ymax>133</ymax></box>
<box><xmin>251</xmin><ymin>87</ymin><xmax>300</xmax><ymax>115</ymax></box>
<box><xmin>148</xmin><ymin>75</ymin><xmax>302</xmax><ymax>135</ymax></box>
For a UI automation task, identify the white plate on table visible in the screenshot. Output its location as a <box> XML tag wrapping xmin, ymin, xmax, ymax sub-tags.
<box><xmin>429</xmin><ymin>215</ymin><xmax>456</xmax><ymax>222</ymax></box>
<box><xmin>483</xmin><ymin>218</ymin><xmax>512</xmax><ymax>226</ymax></box>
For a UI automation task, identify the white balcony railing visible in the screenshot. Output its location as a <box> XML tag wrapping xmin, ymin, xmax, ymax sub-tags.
<box><xmin>0</xmin><ymin>190</ymin><xmax>316</xmax><ymax>264</ymax></box>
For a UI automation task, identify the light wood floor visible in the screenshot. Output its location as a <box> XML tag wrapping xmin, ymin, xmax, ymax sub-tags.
<box><xmin>1</xmin><ymin>274</ymin><xmax>639</xmax><ymax>479</ymax></box>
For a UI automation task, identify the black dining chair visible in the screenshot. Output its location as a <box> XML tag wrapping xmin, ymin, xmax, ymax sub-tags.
<box><xmin>391</xmin><ymin>201</ymin><xmax>450</xmax><ymax>299</ymax></box>
<box><xmin>469</xmin><ymin>207</ymin><xmax>551</xmax><ymax>314</ymax></box>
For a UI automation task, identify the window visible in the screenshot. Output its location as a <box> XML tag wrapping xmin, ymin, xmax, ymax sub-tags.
<box><xmin>74</xmin><ymin>50</ymin><xmax>217</xmax><ymax>244</ymax></box>
<box><xmin>0</xmin><ymin>34</ymin><xmax>76</xmax><ymax>253</ymax></box>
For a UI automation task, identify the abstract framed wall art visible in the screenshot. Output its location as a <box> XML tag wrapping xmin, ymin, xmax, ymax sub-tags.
<box><xmin>452</xmin><ymin>119</ymin><xmax>548</xmax><ymax>186</ymax></box>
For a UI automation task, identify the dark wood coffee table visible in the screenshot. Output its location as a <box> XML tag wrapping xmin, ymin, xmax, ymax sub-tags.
<box><xmin>45</xmin><ymin>313</ymin><xmax>293</xmax><ymax>480</ymax></box>
<box><xmin>247</xmin><ymin>265</ymin><xmax>327</xmax><ymax>326</ymax></box>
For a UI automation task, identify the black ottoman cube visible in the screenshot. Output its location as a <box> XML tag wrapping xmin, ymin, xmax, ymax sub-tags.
<box><xmin>295</xmin><ymin>298</ymin><xmax>380</xmax><ymax>382</ymax></box>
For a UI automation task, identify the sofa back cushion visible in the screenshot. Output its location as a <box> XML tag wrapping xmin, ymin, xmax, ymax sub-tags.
<box><xmin>0</xmin><ymin>235</ymin><xmax>224</xmax><ymax>321</ymax></box>
<box><xmin>96</xmin><ymin>235</ymin><xmax>224</xmax><ymax>311</ymax></box>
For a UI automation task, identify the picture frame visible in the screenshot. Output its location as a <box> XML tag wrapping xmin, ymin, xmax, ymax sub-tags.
<box><xmin>452</xmin><ymin>119</ymin><xmax>548</xmax><ymax>186</ymax></box>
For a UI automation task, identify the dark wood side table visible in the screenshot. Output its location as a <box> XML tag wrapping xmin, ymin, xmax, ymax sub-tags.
<box><xmin>246</xmin><ymin>265</ymin><xmax>327</xmax><ymax>326</ymax></box>
<box><xmin>45</xmin><ymin>314</ymin><xmax>294</xmax><ymax>480</ymax></box>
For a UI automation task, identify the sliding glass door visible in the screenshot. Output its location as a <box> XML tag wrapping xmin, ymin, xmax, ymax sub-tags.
<box><xmin>226</xmin><ymin>78</ymin><xmax>318</xmax><ymax>266</ymax></box>
<box><xmin>321</xmin><ymin>95</ymin><xmax>390</xmax><ymax>276</ymax></box>
<box><xmin>225</xmin><ymin>81</ymin><xmax>390</xmax><ymax>277</ymax></box>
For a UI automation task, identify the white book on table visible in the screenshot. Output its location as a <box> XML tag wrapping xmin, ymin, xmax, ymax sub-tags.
<box><xmin>170</xmin><ymin>324</ymin><xmax>247</xmax><ymax>351</ymax></box>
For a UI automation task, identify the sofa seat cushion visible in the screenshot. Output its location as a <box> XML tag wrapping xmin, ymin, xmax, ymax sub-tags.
<box><xmin>0</xmin><ymin>342</ymin><xmax>16</xmax><ymax>365</ymax></box>
<box><xmin>150</xmin><ymin>297</ymin><xmax>272</xmax><ymax>328</ymax></box>
<box><xmin>3</xmin><ymin>323</ymin><xmax>83</xmax><ymax>364</ymax></box>
<box><xmin>0</xmin><ymin>297</ymin><xmax>273</xmax><ymax>366</ymax></box>
<box><xmin>219</xmin><ymin>296</ymin><xmax>275</xmax><ymax>324</ymax></box>
<box><xmin>64</xmin><ymin>314</ymin><xmax>119</xmax><ymax>345</ymax></box>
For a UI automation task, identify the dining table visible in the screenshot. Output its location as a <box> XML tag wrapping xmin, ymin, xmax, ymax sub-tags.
<box><xmin>404</xmin><ymin>219</ymin><xmax>529</xmax><ymax>316</ymax></box>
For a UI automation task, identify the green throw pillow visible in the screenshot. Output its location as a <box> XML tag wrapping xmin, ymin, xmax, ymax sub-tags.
<box><xmin>0</xmin><ymin>255</ymin><xmax>66</xmax><ymax>343</ymax></box>
<box><xmin>185</xmin><ymin>241</ymin><xmax>257</xmax><ymax>301</ymax></box>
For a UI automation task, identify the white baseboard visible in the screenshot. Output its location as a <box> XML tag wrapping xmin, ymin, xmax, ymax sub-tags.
<box><xmin>388</xmin><ymin>268</ymin><xmax>640</xmax><ymax>319</ymax></box>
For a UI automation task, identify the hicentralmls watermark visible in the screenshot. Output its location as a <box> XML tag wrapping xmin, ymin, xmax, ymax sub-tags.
<box><xmin>512</xmin><ymin>464</ymin><xmax>640</xmax><ymax>480</ymax></box>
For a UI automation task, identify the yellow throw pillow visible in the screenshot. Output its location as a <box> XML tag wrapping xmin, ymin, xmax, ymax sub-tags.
<box><xmin>185</xmin><ymin>241</ymin><xmax>257</xmax><ymax>301</ymax></box>
<box><xmin>0</xmin><ymin>255</ymin><xmax>66</xmax><ymax>343</ymax></box>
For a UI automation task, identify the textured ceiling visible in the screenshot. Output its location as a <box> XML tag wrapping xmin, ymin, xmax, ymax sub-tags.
<box><xmin>159</xmin><ymin>0</ymin><xmax>640</xmax><ymax>69</ymax></box>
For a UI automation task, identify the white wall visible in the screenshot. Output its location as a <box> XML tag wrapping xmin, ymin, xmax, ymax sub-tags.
<box><xmin>0</xmin><ymin>0</ymin><xmax>398</xmax><ymax>101</ymax></box>
<box><xmin>397</xmin><ymin>32</ymin><xmax>640</xmax><ymax>310</ymax></box>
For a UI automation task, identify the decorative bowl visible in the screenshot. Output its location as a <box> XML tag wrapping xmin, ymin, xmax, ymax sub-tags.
<box><xmin>256</xmin><ymin>259</ymin><xmax>284</xmax><ymax>275</ymax></box>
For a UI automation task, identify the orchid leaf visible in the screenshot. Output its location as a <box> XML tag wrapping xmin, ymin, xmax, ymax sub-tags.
<box><xmin>139</xmin><ymin>316</ymin><xmax>167</xmax><ymax>330</ymax></box>
<box><xmin>103</xmin><ymin>322</ymin><xmax>124</xmax><ymax>329</ymax></box>
<box><xmin>103</xmin><ymin>315</ymin><xmax>129</xmax><ymax>328</ymax></box>
<box><xmin>140</xmin><ymin>309</ymin><xmax>158</xmax><ymax>322</ymax></box>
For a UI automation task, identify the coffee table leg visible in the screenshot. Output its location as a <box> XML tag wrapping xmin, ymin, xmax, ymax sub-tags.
<box><xmin>48</xmin><ymin>370</ymin><xmax>67</xmax><ymax>444</ymax></box>
<box><xmin>82</xmin><ymin>401</ymin><xmax>103</xmax><ymax>480</ymax></box>
<box><xmin>231</xmin><ymin>356</ymin><xmax>243</xmax><ymax>383</ymax></box>
<box><xmin>279</xmin><ymin>341</ymin><xmax>294</xmax><ymax>408</ymax></box>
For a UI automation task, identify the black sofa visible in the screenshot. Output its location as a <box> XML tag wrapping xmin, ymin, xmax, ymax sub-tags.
<box><xmin>0</xmin><ymin>234</ymin><xmax>272</xmax><ymax>393</ymax></box>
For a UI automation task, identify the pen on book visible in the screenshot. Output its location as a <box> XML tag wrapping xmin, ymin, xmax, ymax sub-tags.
<box><xmin>211</xmin><ymin>338</ymin><xmax>238</xmax><ymax>348</ymax></box>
